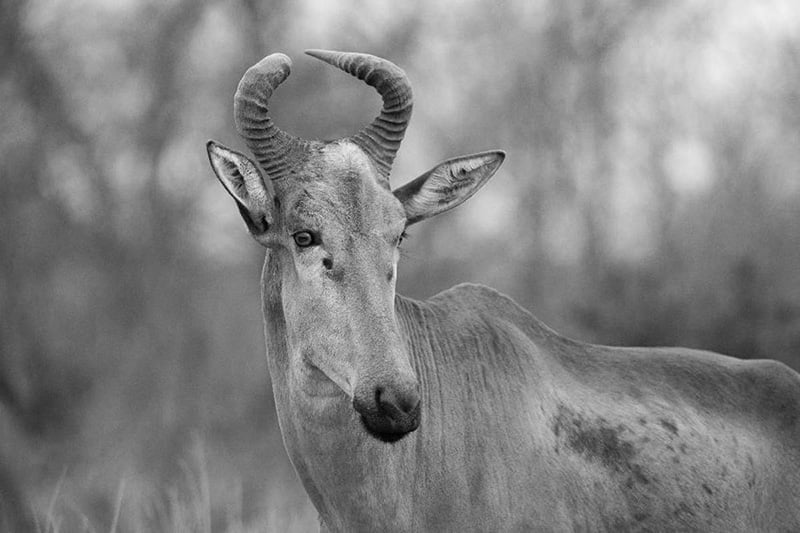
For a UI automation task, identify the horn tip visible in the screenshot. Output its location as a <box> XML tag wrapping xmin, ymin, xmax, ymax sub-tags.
<box><xmin>304</xmin><ymin>49</ymin><xmax>337</xmax><ymax>62</ymax></box>
<box><xmin>251</xmin><ymin>52</ymin><xmax>292</xmax><ymax>72</ymax></box>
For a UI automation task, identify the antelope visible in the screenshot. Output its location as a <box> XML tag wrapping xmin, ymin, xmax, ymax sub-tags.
<box><xmin>206</xmin><ymin>50</ymin><xmax>800</xmax><ymax>532</ymax></box>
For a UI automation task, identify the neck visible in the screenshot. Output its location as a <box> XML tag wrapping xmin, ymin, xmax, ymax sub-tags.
<box><xmin>261</xmin><ymin>254</ymin><xmax>555</xmax><ymax>530</ymax></box>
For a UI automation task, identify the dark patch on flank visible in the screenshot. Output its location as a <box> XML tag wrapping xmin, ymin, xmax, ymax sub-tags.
<box><xmin>630</xmin><ymin>464</ymin><xmax>650</xmax><ymax>485</ymax></box>
<box><xmin>747</xmin><ymin>455</ymin><xmax>756</xmax><ymax>488</ymax></box>
<box><xmin>679</xmin><ymin>443</ymin><xmax>688</xmax><ymax>455</ymax></box>
<box><xmin>702</xmin><ymin>483</ymin><xmax>713</xmax><ymax>495</ymax></box>
<box><xmin>659</xmin><ymin>418</ymin><xmax>678</xmax><ymax>435</ymax></box>
<box><xmin>674</xmin><ymin>502</ymin><xmax>695</xmax><ymax>519</ymax></box>
<box><xmin>551</xmin><ymin>405</ymin><xmax>649</xmax><ymax>487</ymax></box>
<box><xmin>560</xmin><ymin>420</ymin><xmax>634</xmax><ymax>468</ymax></box>
<box><xmin>468</xmin><ymin>467</ymin><xmax>485</xmax><ymax>507</ymax></box>
<box><xmin>638</xmin><ymin>417</ymin><xmax>648</xmax><ymax>426</ymax></box>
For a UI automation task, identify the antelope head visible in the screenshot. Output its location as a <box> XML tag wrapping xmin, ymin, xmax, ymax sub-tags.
<box><xmin>207</xmin><ymin>50</ymin><xmax>505</xmax><ymax>443</ymax></box>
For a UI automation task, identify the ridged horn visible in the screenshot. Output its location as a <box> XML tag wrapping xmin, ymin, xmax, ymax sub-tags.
<box><xmin>234</xmin><ymin>53</ymin><xmax>311</xmax><ymax>180</ymax></box>
<box><xmin>305</xmin><ymin>49</ymin><xmax>413</xmax><ymax>182</ymax></box>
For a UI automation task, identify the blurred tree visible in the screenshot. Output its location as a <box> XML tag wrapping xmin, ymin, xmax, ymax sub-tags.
<box><xmin>1</xmin><ymin>0</ymin><xmax>800</xmax><ymax>530</ymax></box>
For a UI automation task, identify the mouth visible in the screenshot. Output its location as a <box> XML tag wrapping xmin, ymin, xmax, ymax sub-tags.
<box><xmin>359</xmin><ymin>415</ymin><xmax>419</xmax><ymax>443</ymax></box>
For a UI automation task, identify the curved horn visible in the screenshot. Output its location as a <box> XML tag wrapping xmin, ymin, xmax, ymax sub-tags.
<box><xmin>305</xmin><ymin>49</ymin><xmax>413</xmax><ymax>182</ymax></box>
<box><xmin>234</xmin><ymin>53</ymin><xmax>311</xmax><ymax>180</ymax></box>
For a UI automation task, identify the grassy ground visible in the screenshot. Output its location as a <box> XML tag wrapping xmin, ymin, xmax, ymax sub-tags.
<box><xmin>24</xmin><ymin>438</ymin><xmax>318</xmax><ymax>533</ymax></box>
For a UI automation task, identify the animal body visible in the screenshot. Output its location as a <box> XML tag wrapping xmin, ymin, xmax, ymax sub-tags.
<box><xmin>207</xmin><ymin>50</ymin><xmax>800</xmax><ymax>532</ymax></box>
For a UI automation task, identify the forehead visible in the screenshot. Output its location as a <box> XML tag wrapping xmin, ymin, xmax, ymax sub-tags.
<box><xmin>279</xmin><ymin>142</ymin><xmax>405</xmax><ymax>233</ymax></box>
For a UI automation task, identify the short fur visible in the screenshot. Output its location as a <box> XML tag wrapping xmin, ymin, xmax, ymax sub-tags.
<box><xmin>208</xmin><ymin>56</ymin><xmax>800</xmax><ymax>531</ymax></box>
<box><xmin>265</xmin><ymin>269</ymin><xmax>800</xmax><ymax>531</ymax></box>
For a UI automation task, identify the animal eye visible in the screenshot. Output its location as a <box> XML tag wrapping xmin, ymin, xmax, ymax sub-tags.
<box><xmin>293</xmin><ymin>231</ymin><xmax>318</xmax><ymax>248</ymax></box>
<box><xmin>396</xmin><ymin>231</ymin><xmax>408</xmax><ymax>247</ymax></box>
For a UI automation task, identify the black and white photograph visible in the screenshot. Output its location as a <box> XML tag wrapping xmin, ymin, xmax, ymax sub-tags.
<box><xmin>2</xmin><ymin>0</ymin><xmax>800</xmax><ymax>531</ymax></box>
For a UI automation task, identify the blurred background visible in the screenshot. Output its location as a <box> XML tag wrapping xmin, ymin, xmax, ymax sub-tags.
<box><xmin>2</xmin><ymin>0</ymin><xmax>800</xmax><ymax>530</ymax></box>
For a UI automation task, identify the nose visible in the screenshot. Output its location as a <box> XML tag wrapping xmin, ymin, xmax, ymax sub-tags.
<box><xmin>354</xmin><ymin>381</ymin><xmax>421</xmax><ymax>443</ymax></box>
<box><xmin>376</xmin><ymin>385</ymin><xmax>420</xmax><ymax>419</ymax></box>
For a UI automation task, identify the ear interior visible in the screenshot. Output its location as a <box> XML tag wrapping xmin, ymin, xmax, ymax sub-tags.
<box><xmin>394</xmin><ymin>150</ymin><xmax>505</xmax><ymax>225</ymax></box>
<box><xmin>207</xmin><ymin>140</ymin><xmax>274</xmax><ymax>234</ymax></box>
<box><xmin>213</xmin><ymin>156</ymin><xmax>249</xmax><ymax>203</ymax></box>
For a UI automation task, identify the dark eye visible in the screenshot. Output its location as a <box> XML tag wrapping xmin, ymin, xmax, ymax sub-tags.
<box><xmin>293</xmin><ymin>231</ymin><xmax>318</xmax><ymax>248</ymax></box>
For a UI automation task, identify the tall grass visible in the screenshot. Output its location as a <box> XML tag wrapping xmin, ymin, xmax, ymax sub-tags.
<box><xmin>26</xmin><ymin>437</ymin><xmax>318</xmax><ymax>533</ymax></box>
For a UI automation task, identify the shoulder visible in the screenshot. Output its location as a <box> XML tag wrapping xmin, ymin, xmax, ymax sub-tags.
<box><xmin>425</xmin><ymin>283</ymin><xmax>567</xmax><ymax>349</ymax></box>
<box><xmin>398</xmin><ymin>283</ymin><xmax>532</xmax><ymax>336</ymax></box>
<box><xmin>430</xmin><ymin>283</ymin><xmax>526</xmax><ymax>314</ymax></box>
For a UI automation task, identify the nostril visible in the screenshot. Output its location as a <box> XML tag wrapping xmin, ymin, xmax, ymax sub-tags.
<box><xmin>398</xmin><ymin>389</ymin><xmax>420</xmax><ymax>414</ymax></box>
<box><xmin>376</xmin><ymin>386</ymin><xmax>420</xmax><ymax>417</ymax></box>
<box><xmin>322</xmin><ymin>257</ymin><xmax>333</xmax><ymax>270</ymax></box>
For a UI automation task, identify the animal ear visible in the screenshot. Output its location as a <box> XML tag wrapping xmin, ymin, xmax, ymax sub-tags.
<box><xmin>207</xmin><ymin>140</ymin><xmax>275</xmax><ymax>237</ymax></box>
<box><xmin>393</xmin><ymin>151</ymin><xmax>505</xmax><ymax>225</ymax></box>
